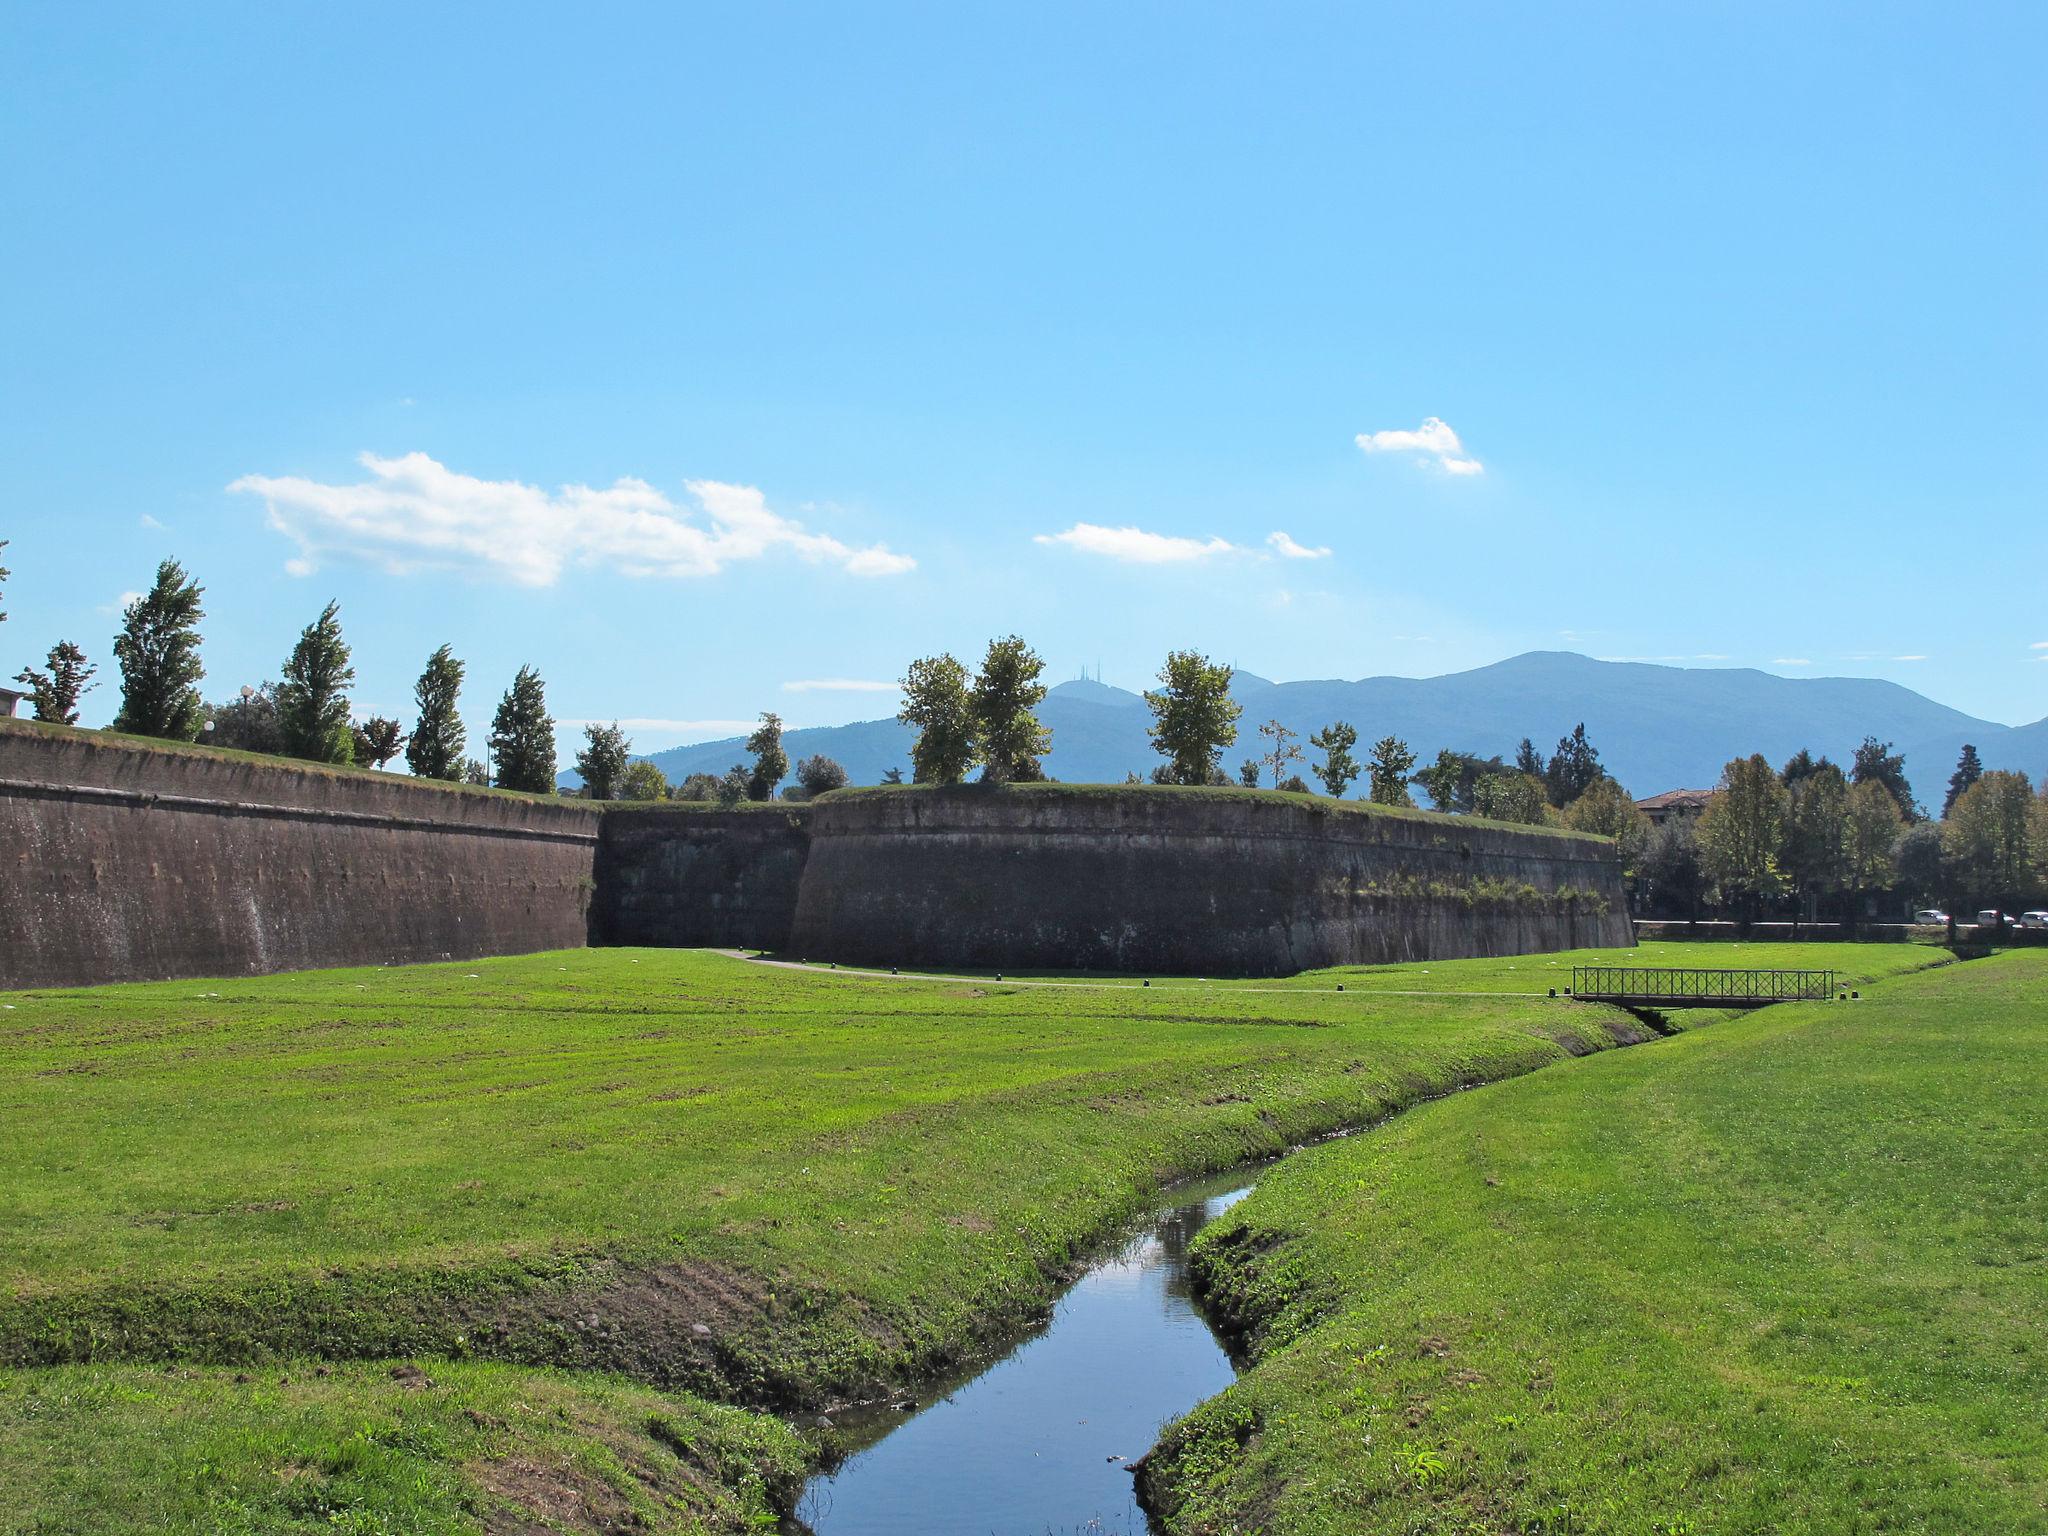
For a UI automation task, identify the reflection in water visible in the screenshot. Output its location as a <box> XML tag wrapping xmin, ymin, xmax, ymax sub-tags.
<box><xmin>796</xmin><ymin>1177</ymin><xmax>1250</xmax><ymax>1536</ymax></box>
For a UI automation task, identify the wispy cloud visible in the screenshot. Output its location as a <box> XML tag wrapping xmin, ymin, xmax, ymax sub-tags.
<box><xmin>98</xmin><ymin>590</ymin><xmax>144</xmax><ymax>615</ymax></box>
<box><xmin>139</xmin><ymin>514</ymin><xmax>164</xmax><ymax>530</ymax></box>
<box><xmin>782</xmin><ymin>679</ymin><xmax>900</xmax><ymax>693</ymax></box>
<box><xmin>558</xmin><ymin>717</ymin><xmax>758</xmax><ymax>740</ymax></box>
<box><xmin>1773</xmin><ymin>658</ymin><xmax>1813</xmax><ymax>667</ymax></box>
<box><xmin>1266</xmin><ymin>531</ymin><xmax>1331</xmax><ymax>560</ymax></box>
<box><xmin>230</xmin><ymin>451</ymin><xmax>915</xmax><ymax>586</ymax></box>
<box><xmin>1034</xmin><ymin>523</ymin><xmax>1240</xmax><ymax>563</ymax></box>
<box><xmin>1355</xmin><ymin>417</ymin><xmax>1484</xmax><ymax>476</ymax></box>
<box><xmin>1892</xmin><ymin>654</ymin><xmax>1928</xmax><ymax>662</ymax></box>
<box><xmin>2031</xmin><ymin>640</ymin><xmax>2048</xmax><ymax>651</ymax></box>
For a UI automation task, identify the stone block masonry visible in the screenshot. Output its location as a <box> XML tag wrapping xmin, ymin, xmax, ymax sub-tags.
<box><xmin>1</xmin><ymin>725</ymin><xmax>1631</xmax><ymax>989</ymax></box>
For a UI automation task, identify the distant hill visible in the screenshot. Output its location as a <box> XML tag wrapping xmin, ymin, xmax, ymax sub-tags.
<box><xmin>579</xmin><ymin>652</ymin><xmax>2048</xmax><ymax>805</ymax></box>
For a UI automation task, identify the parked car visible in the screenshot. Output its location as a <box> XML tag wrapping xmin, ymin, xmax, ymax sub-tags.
<box><xmin>1912</xmin><ymin>909</ymin><xmax>1949</xmax><ymax>924</ymax></box>
<box><xmin>1976</xmin><ymin>909</ymin><xmax>2008</xmax><ymax>926</ymax></box>
<box><xmin>2020</xmin><ymin>910</ymin><xmax>2048</xmax><ymax>929</ymax></box>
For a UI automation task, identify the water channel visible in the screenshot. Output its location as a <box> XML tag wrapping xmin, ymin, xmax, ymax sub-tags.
<box><xmin>793</xmin><ymin>1169</ymin><xmax>1255</xmax><ymax>1536</ymax></box>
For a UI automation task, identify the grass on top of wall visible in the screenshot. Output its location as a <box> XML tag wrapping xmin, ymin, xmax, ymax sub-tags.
<box><xmin>1141</xmin><ymin>950</ymin><xmax>2048</xmax><ymax>1535</ymax></box>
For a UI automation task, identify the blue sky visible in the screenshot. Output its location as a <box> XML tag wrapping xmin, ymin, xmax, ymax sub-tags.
<box><xmin>4</xmin><ymin>2</ymin><xmax>2043</xmax><ymax>757</ymax></box>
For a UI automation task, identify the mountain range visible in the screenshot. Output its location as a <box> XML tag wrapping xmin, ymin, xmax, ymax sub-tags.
<box><xmin>594</xmin><ymin>652</ymin><xmax>2048</xmax><ymax>807</ymax></box>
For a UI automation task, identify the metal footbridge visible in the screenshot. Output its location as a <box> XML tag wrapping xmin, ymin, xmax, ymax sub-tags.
<box><xmin>1570</xmin><ymin>965</ymin><xmax>1837</xmax><ymax>1009</ymax></box>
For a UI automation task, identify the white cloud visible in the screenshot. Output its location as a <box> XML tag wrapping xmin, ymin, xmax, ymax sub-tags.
<box><xmin>2031</xmin><ymin>640</ymin><xmax>2048</xmax><ymax>650</ymax></box>
<box><xmin>139</xmin><ymin>514</ymin><xmax>164</xmax><ymax>530</ymax></box>
<box><xmin>1267</xmin><ymin>530</ymin><xmax>1331</xmax><ymax>560</ymax></box>
<box><xmin>1355</xmin><ymin>416</ymin><xmax>1484</xmax><ymax>476</ymax></box>
<box><xmin>1034</xmin><ymin>522</ymin><xmax>1240</xmax><ymax>563</ymax></box>
<box><xmin>1773</xmin><ymin>658</ymin><xmax>1813</xmax><ymax>667</ymax></box>
<box><xmin>782</xmin><ymin>679</ymin><xmax>900</xmax><ymax>693</ymax></box>
<box><xmin>558</xmin><ymin>717</ymin><xmax>758</xmax><ymax>740</ymax></box>
<box><xmin>1695</xmin><ymin>653</ymin><xmax>1731</xmax><ymax>661</ymax></box>
<box><xmin>1892</xmin><ymin>654</ymin><xmax>1928</xmax><ymax>662</ymax></box>
<box><xmin>98</xmin><ymin>590</ymin><xmax>144</xmax><ymax>615</ymax></box>
<box><xmin>229</xmin><ymin>451</ymin><xmax>915</xmax><ymax>585</ymax></box>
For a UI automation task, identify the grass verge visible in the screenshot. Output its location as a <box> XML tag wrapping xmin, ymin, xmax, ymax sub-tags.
<box><xmin>1140</xmin><ymin>950</ymin><xmax>2047</xmax><ymax>1534</ymax></box>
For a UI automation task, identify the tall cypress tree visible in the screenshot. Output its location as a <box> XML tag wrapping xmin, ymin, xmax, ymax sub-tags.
<box><xmin>406</xmin><ymin>645</ymin><xmax>467</xmax><ymax>780</ymax></box>
<box><xmin>276</xmin><ymin>600</ymin><xmax>356</xmax><ymax>763</ymax></box>
<box><xmin>1943</xmin><ymin>744</ymin><xmax>1983</xmax><ymax>818</ymax></box>
<box><xmin>112</xmin><ymin>559</ymin><xmax>207</xmax><ymax>740</ymax></box>
<box><xmin>489</xmin><ymin>665</ymin><xmax>556</xmax><ymax>792</ymax></box>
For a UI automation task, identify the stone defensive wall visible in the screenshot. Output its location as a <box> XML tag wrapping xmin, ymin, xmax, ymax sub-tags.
<box><xmin>0</xmin><ymin>721</ymin><xmax>603</xmax><ymax>990</ymax></box>
<box><xmin>788</xmin><ymin>786</ymin><xmax>1631</xmax><ymax>975</ymax></box>
<box><xmin>1</xmin><ymin>725</ymin><xmax>1631</xmax><ymax>988</ymax></box>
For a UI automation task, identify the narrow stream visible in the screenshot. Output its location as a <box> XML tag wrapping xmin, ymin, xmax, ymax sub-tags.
<box><xmin>794</xmin><ymin>1169</ymin><xmax>1254</xmax><ymax>1535</ymax></box>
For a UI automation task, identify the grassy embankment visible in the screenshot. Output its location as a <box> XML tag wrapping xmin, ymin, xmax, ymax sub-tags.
<box><xmin>1143</xmin><ymin>949</ymin><xmax>2046</xmax><ymax>1535</ymax></box>
<box><xmin>0</xmin><ymin>941</ymin><xmax>1951</xmax><ymax>1532</ymax></box>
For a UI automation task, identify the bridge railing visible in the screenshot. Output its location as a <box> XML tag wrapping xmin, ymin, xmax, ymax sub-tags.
<box><xmin>1570</xmin><ymin>965</ymin><xmax>1836</xmax><ymax>1005</ymax></box>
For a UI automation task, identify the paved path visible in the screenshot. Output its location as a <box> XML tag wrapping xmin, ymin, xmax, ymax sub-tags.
<box><xmin>715</xmin><ymin>950</ymin><xmax>1552</xmax><ymax>1000</ymax></box>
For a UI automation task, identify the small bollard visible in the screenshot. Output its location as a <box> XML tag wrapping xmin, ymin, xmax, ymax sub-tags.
<box><xmin>1548</xmin><ymin>987</ymin><xmax>1556</xmax><ymax>997</ymax></box>
<box><xmin>1336</xmin><ymin>984</ymin><xmax>1344</xmax><ymax>992</ymax></box>
<box><xmin>994</xmin><ymin>972</ymin><xmax>1003</xmax><ymax>982</ymax></box>
<box><xmin>1142</xmin><ymin>979</ymin><xmax>1150</xmax><ymax>987</ymax></box>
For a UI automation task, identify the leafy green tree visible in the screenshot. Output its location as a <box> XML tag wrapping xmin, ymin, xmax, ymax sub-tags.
<box><xmin>112</xmin><ymin>559</ymin><xmax>207</xmax><ymax>740</ymax></box>
<box><xmin>489</xmin><ymin>666</ymin><xmax>556</xmax><ymax>793</ymax></box>
<box><xmin>354</xmin><ymin>716</ymin><xmax>407</xmax><ymax>769</ymax></box>
<box><xmin>675</xmin><ymin>771</ymin><xmax>722</xmax><ymax>801</ymax></box>
<box><xmin>1308</xmin><ymin>721</ymin><xmax>1361</xmax><ymax>798</ymax></box>
<box><xmin>620</xmin><ymin>760</ymin><xmax>669</xmax><ymax>801</ymax></box>
<box><xmin>1641</xmin><ymin>816</ymin><xmax>1708</xmax><ymax>920</ymax></box>
<box><xmin>406</xmin><ymin>645</ymin><xmax>467</xmax><ymax>780</ymax></box>
<box><xmin>1852</xmin><ymin>736</ymin><xmax>1919</xmax><ymax>821</ymax></box>
<box><xmin>1543</xmin><ymin>722</ymin><xmax>1603</xmax><ymax>808</ymax></box>
<box><xmin>714</xmin><ymin>764</ymin><xmax>749</xmax><ymax>808</ymax></box>
<box><xmin>1474</xmin><ymin>771</ymin><xmax>1549</xmax><ymax>825</ymax></box>
<box><xmin>1366</xmin><ymin>735</ymin><xmax>1417</xmax><ymax>807</ymax></box>
<box><xmin>1844</xmin><ymin>778</ymin><xmax>1904</xmax><ymax>906</ymax></box>
<box><xmin>1513</xmin><ymin>737</ymin><xmax>1544</xmax><ymax>777</ymax></box>
<box><xmin>1895</xmin><ymin>821</ymin><xmax>1946</xmax><ymax>906</ymax></box>
<box><xmin>1697</xmin><ymin>755</ymin><xmax>1790</xmax><ymax>914</ymax></box>
<box><xmin>971</xmin><ymin>636</ymin><xmax>1051</xmax><ymax>783</ymax></box>
<box><xmin>1144</xmin><ymin>650</ymin><xmax>1241</xmax><ymax>786</ymax></box>
<box><xmin>880</xmin><ymin>766</ymin><xmax>906</xmax><ymax>785</ymax></box>
<box><xmin>1779</xmin><ymin>761</ymin><xmax>1849</xmax><ymax>913</ymax></box>
<box><xmin>15</xmin><ymin>641</ymin><xmax>97</xmax><ymax>725</ymax></box>
<box><xmin>1943</xmin><ymin>771</ymin><xmax>2036</xmax><ymax>909</ymax></box>
<box><xmin>1943</xmin><ymin>744</ymin><xmax>1983</xmax><ymax>818</ymax></box>
<box><xmin>744</xmin><ymin>712</ymin><xmax>788</xmax><ymax>800</ymax></box>
<box><xmin>796</xmin><ymin>754</ymin><xmax>849</xmax><ymax>798</ymax></box>
<box><xmin>276</xmin><ymin>600</ymin><xmax>356</xmax><ymax>763</ymax></box>
<box><xmin>1238</xmin><ymin>759</ymin><xmax>1261</xmax><ymax>788</ymax></box>
<box><xmin>1278</xmin><ymin>773</ymin><xmax>1310</xmax><ymax>794</ymax></box>
<box><xmin>898</xmin><ymin>653</ymin><xmax>977</xmax><ymax>784</ymax></box>
<box><xmin>461</xmin><ymin>757</ymin><xmax>489</xmax><ymax>786</ymax></box>
<box><xmin>1563</xmin><ymin>777</ymin><xmax>1651</xmax><ymax>876</ymax></box>
<box><xmin>574</xmin><ymin>721</ymin><xmax>631</xmax><ymax>800</ymax></box>
<box><xmin>1257</xmin><ymin>718</ymin><xmax>1302</xmax><ymax>788</ymax></box>
<box><xmin>1413</xmin><ymin>749</ymin><xmax>1464</xmax><ymax>813</ymax></box>
<box><xmin>207</xmin><ymin>684</ymin><xmax>283</xmax><ymax>754</ymax></box>
<box><xmin>1779</xmin><ymin>748</ymin><xmax>1827</xmax><ymax>787</ymax></box>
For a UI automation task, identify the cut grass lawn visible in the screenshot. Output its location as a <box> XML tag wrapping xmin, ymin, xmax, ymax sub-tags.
<box><xmin>1143</xmin><ymin>949</ymin><xmax>2048</xmax><ymax>1535</ymax></box>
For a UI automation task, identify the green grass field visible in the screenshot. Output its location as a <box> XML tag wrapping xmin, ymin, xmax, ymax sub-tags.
<box><xmin>0</xmin><ymin>939</ymin><xmax>1984</xmax><ymax>1532</ymax></box>
<box><xmin>1143</xmin><ymin>950</ymin><xmax>2047</xmax><ymax>1535</ymax></box>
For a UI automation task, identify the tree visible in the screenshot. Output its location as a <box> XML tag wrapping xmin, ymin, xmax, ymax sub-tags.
<box><xmin>1144</xmin><ymin>651</ymin><xmax>1242</xmax><ymax>786</ymax></box>
<box><xmin>1238</xmin><ymin>759</ymin><xmax>1261</xmax><ymax>788</ymax></box>
<box><xmin>620</xmin><ymin>760</ymin><xmax>669</xmax><ymax>801</ymax></box>
<box><xmin>675</xmin><ymin>771</ymin><xmax>722</xmax><ymax>802</ymax></box>
<box><xmin>1697</xmin><ymin>755</ymin><xmax>1789</xmax><ymax>914</ymax></box>
<box><xmin>1473</xmin><ymin>771</ymin><xmax>1548</xmax><ymax>825</ymax></box>
<box><xmin>1779</xmin><ymin>748</ymin><xmax>1827</xmax><ymax>787</ymax></box>
<box><xmin>1563</xmin><ymin>777</ymin><xmax>1651</xmax><ymax>876</ymax></box>
<box><xmin>461</xmin><ymin>758</ymin><xmax>489</xmax><ymax>787</ymax></box>
<box><xmin>207</xmin><ymin>684</ymin><xmax>283</xmax><ymax>754</ymax></box>
<box><xmin>15</xmin><ymin>641</ymin><xmax>97</xmax><ymax>725</ymax></box>
<box><xmin>1943</xmin><ymin>744</ymin><xmax>1983</xmax><ymax>818</ymax></box>
<box><xmin>880</xmin><ymin>766</ymin><xmax>906</xmax><ymax>785</ymax></box>
<box><xmin>714</xmin><ymin>764</ymin><xmax>749</xmax><ymax>809</ymax></box>
<box><xmin>744</xmin><ymin>712</ymin><xmax>788</xmax><ymax>800</ymax></box>
<box><xmin>1257</xmin><ymin>719</ymin><xmax>1302</xmax><ymax>788</ymax></box>
<box><xmin>1514</xmin><ymin>737</ymin><xmax>1545</xmax><ymax>777</ymax></box>
<box><xmin>574</xmin><ymin>721</ymin><xmax>631</xmax><ymax>800</ymax></box>
<box><xmin>1896</xmin><ymin>821</ymin><xmax>1946</xmax><ymax>906</ymax></box>
<box><xmin>1943</xmin><ymin>771</ymin><xmax>2036</xmax><ymax>909</ymax></box>
<box><xmin>898</xmin><ymin>653</ymin><xmax>977</xmax><ymax>785</ymax></box>
<box><xmin>354</xmin><ymin>716</ymin><xmax>407</xmax><ymax>769</ymax></box>
<box><xmin>1543</xmin><ymin>723</ymin><xmax>1603</xmax><ymax>808</ymax></box>
<box><xmin>1279</xmin><ymin>773</ymin><xmax>1310</xmax><ymax>793</ymax></box>
<box><xmin>1844</xmin><ymin>778</ymin><xmax>1904</xmax><ymax>907</ymax></box>
<box><xmin>406</xmin><ymin>645</ymin><xmax>468</xmax><ymax>781</ymax></box>
<box><xmin>1851</xmin><ymin>736</ymin><xmax>1918</xmax><ymax>822</ymax></box>
<box><xmin>1366</xmin><ymin>735</ymin><xmax>1417</xmax><ymax>807</ymax></box>
<box><xmin>1414</xmin><ymin>749</ymin><xmax>1464</xmax><ymax>813</ymax></box>
<box><xmin>112</xmin><ymin>559</ymin><xmax>206</xmax><ymax>740</ymax></box>
<box><xmin>276</xmin><ymin>600</ymin><xmax>356</xmax><ymax>763</ymax></box>
<box><xmin>796</xmin><ymin>754</ymin><xmax>849</xmax><ymax>798</ymax></box>
<box><xmin>489</xmin><ymin>666</ymin><xmax>556</xmax><ymax>793</ymax></box>
<box><xmin>970</xmin><ymin>636</ymin><xmax>1051</xmax><ymax>783</ymax></box>
<box><xmin>1641</xmin><ymin>817</ymin><xmax>1708</xmax><ymax>921</ymax></box>
<box><xmin>1779</xmin><ymin>761</ymin><xmax>1849</xmax><ymax>916</ymax></box>
<box><xmin>1308</xmin><ymin>721</ymin><xmax>1361</xmax><ymax>798</ymax></box>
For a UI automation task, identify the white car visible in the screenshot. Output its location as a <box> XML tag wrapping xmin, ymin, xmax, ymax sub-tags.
<box><xmin>1977</xmin><ymin>909</ymin><xmax>2010</xmax><ymax>927</ymax></box>
<box><xmin>1912</xmin><ymin>909</ymin><xmax>1948</xmax><ymax>924</ymax></box>
<box><xmin>2020</xmin><ymin>910</ymin><xmax>2048</xmax><ymax>930</ymax></box>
